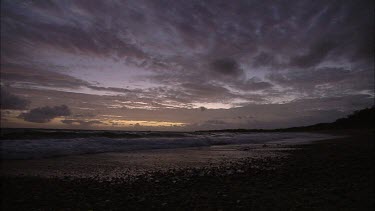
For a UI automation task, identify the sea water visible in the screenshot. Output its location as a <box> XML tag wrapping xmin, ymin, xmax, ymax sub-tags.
<box><xmin>1</xmin><ymin>131</ymin><xmax>336</xmax><ymax>160</ymax></box>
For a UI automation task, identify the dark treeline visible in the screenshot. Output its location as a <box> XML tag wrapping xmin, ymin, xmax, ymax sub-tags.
<box><xmin>200</xmin><ymin>107</ymin><xmax>375</xmax><ymax>133</ymax></box>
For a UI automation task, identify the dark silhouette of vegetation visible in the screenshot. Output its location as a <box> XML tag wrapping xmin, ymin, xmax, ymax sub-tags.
<box><xmin>283</xmin><ymin>106</ymin><xmax>374</xmax><ymax>131</ymax></box>
<box><xmin>331</xmin><ymin>107</ymin><xmax>374</xmax><ymax>129</ymax></box>
<box><xmin>200</xmin><ymin>107</ymin><xmax>375</xmax><ymax>132</ymax></box>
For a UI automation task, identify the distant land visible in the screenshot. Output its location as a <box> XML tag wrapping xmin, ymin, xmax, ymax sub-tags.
<box><xmin>1</xmin><ymin>107</ymin><xmax>373</xmax><ymax>140</ymax></box>
<box><xmin>201</xmin><ymin>107</ymin><xmax>374</xmax><ymax>132</ymax></box>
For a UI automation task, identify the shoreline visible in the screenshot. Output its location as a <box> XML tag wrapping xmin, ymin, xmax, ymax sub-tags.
<box><xmin>1</xmin><ymin>132</ymin><xmax>338</xmax><ymax>179</ymax></box>
<box><xmin>1</xmin><ymin>143</ymin><xmax>294</xmax><ymax>180</ymax></box>
<box><xmin>1</xmin><ymin>130</ymin><xmax>373</xmax><ymax>210</ymax></box>
<box><xmin>1</xmin><ymin>131</ymin><xmax>337</xmax><ymax>160</ymax></box>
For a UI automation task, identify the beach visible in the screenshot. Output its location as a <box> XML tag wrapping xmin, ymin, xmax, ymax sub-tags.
<box><xmin>1</xmin><ymin>130</ymin><xmax>373</xmax><ymax>210</ymax></box>
<box><xmin>1</xmin><ymin>132</ymin><xmax>334</xmax><ymax>179</ymax></box>
<box><xmin>1</xmin><ymin>0</ymin><xmax>373</xmax><ymax>209</ymax></box>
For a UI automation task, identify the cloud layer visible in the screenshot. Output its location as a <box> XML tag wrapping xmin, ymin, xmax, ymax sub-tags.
<box><xmin>0</xmin><ymin>88</ymin><xmax>30</xmax><ymax>110</ymax></box>
<box><xmin>19</xmin><ymin>105</ymin><xmax>71</xmax><ymax>123</ymax></box>
<box><xmin>1</xmin><ymin>0</ymin><xmax>374</xmax><ymax>130</ymax></box>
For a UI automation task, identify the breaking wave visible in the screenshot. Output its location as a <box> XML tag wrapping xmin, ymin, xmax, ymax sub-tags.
<box><xmin>1</xmin><ymin>132</ymin><xmax>336</xmax><ymax>160</ymax></box>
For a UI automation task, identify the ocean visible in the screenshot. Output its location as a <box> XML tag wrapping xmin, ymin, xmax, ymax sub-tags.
<box><xmin>1</xmin><ymin>129</ymin><xmax>336</xmax><ymax>160</ymax></box>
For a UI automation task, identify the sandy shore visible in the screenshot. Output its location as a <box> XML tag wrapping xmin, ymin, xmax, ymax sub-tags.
<box><xmin>2</xmin><ymin>143</ymin><xmax>296</xmax><ymax>179</ymax></box>
<box><xmin>1</xmin><ymin>130</ymin><xmax>373</xmax><ymax>210</ymax></box>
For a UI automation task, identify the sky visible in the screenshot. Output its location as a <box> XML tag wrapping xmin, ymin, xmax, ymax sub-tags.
<box><xmin>1</xmin><ymin>0</ymin><xmax>374</xmax><ymax>131</ymax></box>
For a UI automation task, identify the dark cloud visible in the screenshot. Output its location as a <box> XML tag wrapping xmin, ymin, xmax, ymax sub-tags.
<box><xmin>210</xmin><ymin>58</ymin><xmax>243</xmax><ymax>77</ymax></box>
<box><xmin>2</xmin><ymin>0</ymin><xmax>373</xmax><ymax>71</ymax></box>
<box><xmin>289</xmin><ymin>39</ymin><xmax>338</xmax><ymax>68</ymax></box>
<box><xmin>179</xmin><ymin>82</ymin><xmax>239</xmax><ymax>102</ymax></box>
<box><xmin>267</xmin><ymin>67</ymin><xmax>373</xmax><ymax>96</ymax></box>
<box><xmin>134</xmin><ymin>123</ymin><xmax>141</xmax><ymax>127</ymax></box>
<box><xmin>251</xmin><ymin>52</ymin><xmax>277</xmax><ymax>68</ymax></box>
<box><xmin>1</xmin><ymin>0</ymin><xmax>147</xmax><ymax>62</ymax></box>
<box><xmin>199</xmin><ymin>106</ymin><xmax>207</xmax><ymax>111</ymax></box>
<box><xmin>1</xmin><ymin>63</ymin><xmax>147</xmax><ymax>97</ymax></box>
<box><xmin>19</xmin><ymin>105</ymin><xmax>71</xmax><ymax>123</ymax></box>
<box><xmin>268</xmin><ymin>67</ymin><xmax>349</xmax><ymax>87</ymax></box>
<box><xmin>0</xmin><ymin>88</ymin><xmax>30</xmax><ymax>110</ymax></box>
<box><xmin>1</xmin><ymin>63</ymin><xmax>90</xmax><ymax>88</ymax></box>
